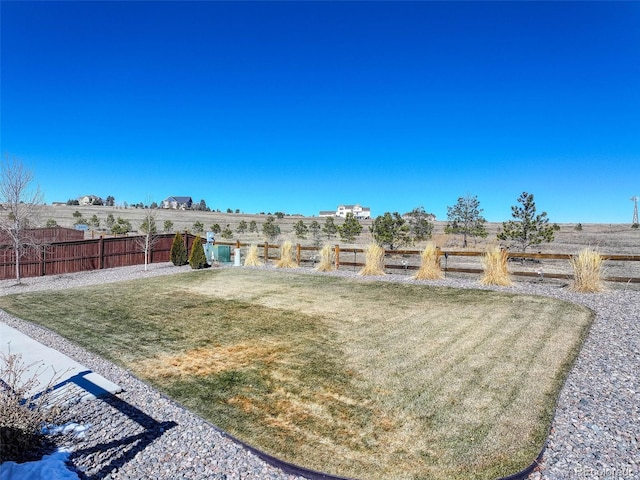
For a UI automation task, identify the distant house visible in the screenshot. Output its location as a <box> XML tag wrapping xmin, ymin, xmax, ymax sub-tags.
<box><xmin>319</xmin><ymin>204</ymin><xmax>371</xmax><ymax>219</ymax></box>
<box><xmin>318</xmin><ymin>210</ymin><xmax>336</xmax><ymax>217</ymax></box>
<box><xmin>78</xmin><ymin>195</ymin><xmax>103</xmax><ymax>206</ymax></box>
<box><xmin>162</xmin><ymin>196</ymin><xmax>193</xmax><ymax>210</ymax></box>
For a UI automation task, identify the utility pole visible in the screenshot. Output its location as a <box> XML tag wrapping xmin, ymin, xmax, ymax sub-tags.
<box><xmin>632</xmin><ymin>196</ymin><xmax>639</xmax><ymax>226</ymax></box>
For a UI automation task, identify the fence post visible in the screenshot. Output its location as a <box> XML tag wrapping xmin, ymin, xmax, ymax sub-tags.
<box><xmin>99</xmin><ymin>235</ymin><xmax>104</xmax><ymax>270</ymax></box>
<box><xmin>264</xmin><ymin>242</ymin><xmax>269</xmax><ymax>262</ymax></box>
<box><xmin>296</xmin><ymin>243</ymin><xmax>301</xmax><ymax>265</ymax></box>
<box><xmin>236</xmin><ymin>239</ymin><xmax>241</xmax><ymax>249</ymax></box>
<box><xmin>334</xmin><ymin>244</ymin><xmax>340</xmax><ymax>270</ymax></box>
<box><xmin>40</xmin><ymin>245</ymin><xmax>46</xmax><ymax>277</ymax></box>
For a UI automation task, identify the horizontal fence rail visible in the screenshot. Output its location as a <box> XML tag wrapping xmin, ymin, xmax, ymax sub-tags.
<box><xmin>1</xmin><ymin>234</ymin><xmax>639</xmax><ymax>284</ymax></box>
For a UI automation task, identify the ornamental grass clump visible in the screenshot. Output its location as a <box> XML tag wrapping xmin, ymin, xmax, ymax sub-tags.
<box><xmin>275</xmin><ymin>241</ymin><xmax>297</xmax><ymax>268</ymax></box>
<box><xmin>243</xmin><ymin>244</ymin><xmax>263</xmax><ymax>267</ymax></box>
<box><xmin>315</xmin><ymin>244</ymin><xmax>334</xmax><ymax>272</ymax></box>
<box><xmin>414</xmin><ymin>242</ymin><xmax>443</xmax><ymax>280</ymax></box>
<box><xmin>359</xmin><ymin>243</ymin><xmax>385</xmax><ymax>276</ymax></box>
<box><xmin>570</xmin><ymin>248</ymin><xmax>605</xmax><ymax>293</ymax></box>
<box><xmin>481</xmin><ymin>246</ymin><xmax>512</xmax><ymax>286</ymax></box>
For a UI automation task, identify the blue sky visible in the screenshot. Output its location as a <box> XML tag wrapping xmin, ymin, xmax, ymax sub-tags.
<box><xmin>1</xmin><ymin>1</ymin><xmax>639</xmax><ymax>223</ymax></box>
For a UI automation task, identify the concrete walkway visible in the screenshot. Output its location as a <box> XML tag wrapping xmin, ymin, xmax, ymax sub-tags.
<box><xmin>0</xmin><ymin>322</ymin><xmax>122</xmax><ymax>404</ymax></box>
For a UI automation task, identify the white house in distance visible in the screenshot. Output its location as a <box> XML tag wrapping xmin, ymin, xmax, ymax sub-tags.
<box><xmin>319</xmin><ymin>204</ymin><xmax>371</xmax><ymax>219</ymax></box>
<box><xmin>78</xmin><ymin>195</ymin><xmax>103</xmax><ymax>206</ymax></box>
<box><xmin>162</xmin><ymin>196</ymin><xmax>193</xmax><ymax>210</ymax></box>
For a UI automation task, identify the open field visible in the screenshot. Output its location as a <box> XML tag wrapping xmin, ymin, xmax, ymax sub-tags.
<box><xmin>38</xmin><ymin>204</ymin><xmax>639</xmax><ymax>253</ymax></box>
<box><xmin>34</xmin><ymin>204</ymin><xmax>640</xmax><ymax>285</ymax></box>
<box><xmin>0</xmin><ymin>268</ymin><xmax>594</xmax><ymax>479</ymax></box>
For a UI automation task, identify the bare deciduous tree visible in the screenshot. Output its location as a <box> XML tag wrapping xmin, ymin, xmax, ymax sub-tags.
<box><xmin>137</xmin><ymin>202</ymin><xmax>159</xmax><ymax>271</ymax></box>
<box><xmin>0</xmin><ymin>157</ymin><xmax>44</xmax><ymax>282</ymax></box>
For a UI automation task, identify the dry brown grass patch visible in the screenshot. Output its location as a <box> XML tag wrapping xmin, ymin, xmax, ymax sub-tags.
<box><xmin>134</xmin><ymin>342</ymin><xmax>283</xmax><ymax>379</ymax></box>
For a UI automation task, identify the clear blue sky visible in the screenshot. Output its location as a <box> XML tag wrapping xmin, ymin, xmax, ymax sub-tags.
<box><xmin>2</xmin><ymin>1</ymin><xmax>639</xmax><ymax>223</ymax></box>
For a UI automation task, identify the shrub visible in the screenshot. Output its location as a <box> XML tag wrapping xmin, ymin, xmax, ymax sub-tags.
<box><xmin>570</xmin><ymin>248</ymin><xmax>605</xmax><ymax>293</ymax></box>
<box><xmin>480</xmin><ymin>246</ymin><xmax>512</xmax><ymax>286</ymax></box>
<box><xmin>275</xmin><ymin>241</ymin><xmax>297</xmax><ymax>268</ymax></box>
<box><xmin>244</xmin><ymin>244</ymin><xmax>263</xmax><ymax>267</ymax></box>
<box><xmin>192</xmin><ymin>221</ymin><xmax>204</xmax><ymax>234</ymax></box>
<box><xmin>170</xmin><ymin>232</ymin><xmax>188</xmax><ymax>266</ymax></box>
<box><xmin>189</xmin><ymin>235</ymin><xmax>208</xmax><ymax>269</ymax></box>
<box><xmin>359</xmin><ymin>243</ymin><xmax>385</xmax><ymax>276</ymax></box>
<box><xmin>0</xmin><ymin>349</ymin><xmax>69</xmax><ymax>463</ymax></box>
<box><xmin>414</xmin><ymin>242</ymin><xmax>443</xmax><ymax>280</ymax></box>
<box><xmin>315</xmin><ymin>244</ymin><xmax>334</xmax><ymax>272</ymax></box>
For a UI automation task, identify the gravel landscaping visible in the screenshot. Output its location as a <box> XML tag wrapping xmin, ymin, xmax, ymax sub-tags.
<box><xmin>1</xmin><ymin>263</ymin><xmax>638</xmax><ymax>479</ymax></box>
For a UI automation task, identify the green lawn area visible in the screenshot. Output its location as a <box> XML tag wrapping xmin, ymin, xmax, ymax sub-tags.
<box><xmin>0</xmin><ymin>269</ymin><xmax>594</xmax><ymax>479</ymax></box>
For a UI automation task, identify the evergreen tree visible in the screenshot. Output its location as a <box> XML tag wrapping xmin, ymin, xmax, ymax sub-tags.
<box><xmin>111</xmin><ymin>217</ymin><xmax>132</xmax><ymax>234</ymax></box>
<box><xmin>170</xmin><ymin>232</ymin><xmax>188</xmax><ymax>266</ymax></box>
<box><xmin>337</xmin><ymin>213</ymin><xmax>362</xmax><ymax>242</ymax></box>
<box><xmin>248</xmin><ymin>220</ymin><xmax>258</xmax><ymax>233</ymax></box>
<box><xmin>293</xmin><ymin>220</ymin><xmax>308</xmax><ymax>239</ymax></box>
<box><xmin>406</xmin><ymin>207</ymin><xmax>434</xmax><ymax>243</ymax></box>
<box><xmin>89</xmin><ymin>214</ymin><xmax>101</xmax><ymax>229</ymax></box>
<box><xmin>309</xmin><ymin>220</ymin><xmax>321</xmax><ymax>246</ymax></box>
<box><xmin>192</xmin><ymin>221</ymin><xmax>204</xmax><ymax>234</ymax></box>
<box><xmin>444</xmin><ymin>195</ymin><xmax>488</xmax><ymax>247</ymax></box>
<box><xmin>163</xmin><ymin>220</ymin><xmax>174</xmax><ymax>232</ymax></box>
<box><xmin>237</xmin><ymin>220</ymin><xmax>248</xmax><ymax>234</ymax></box>
<box><xmin>262</xmin><ymin>215</ymin><xmax>281</xmax><ymax>241</ymax></box>
<box><xmin>189</xmin><ymin>235</ymin><xmax>208</xmax><ymax>269</ymax></box>
<box><xmin>221</xmin><ymin>224</ymin><xmax>233</xmax><ymax>239</ymax></box>
<box><xmin>371</xmin><ymin>212</ymin><xmax>410</xmax><ymax>250</ymax></box>
<box><xmin>105</xmin><ymin>213</ymin><xmax>115</xmax><ymax>231</ymax></box>
<box><xmin>322</xmin><ymin>217</ymin><xmax>338</xmax><ymax>240</ymax></box>
<box><xmin>498</xmin><ymin>192</ymin><xmax>560</xmax><ymax>252</ymax></box>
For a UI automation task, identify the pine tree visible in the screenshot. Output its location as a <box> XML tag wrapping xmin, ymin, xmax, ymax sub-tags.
<box><xmin>498</xmin><ymin>192</ymin><xmax>559</xmax><ymax>252</ymax></box>
<box><xmin>189</xmin><ymin>235</ymin><xmax>208</xmax><ymax>269</ymax></box>
<box><xmin>337</xmin><ymin>213</ymin><xmax>362</xmax><ymax>242</ymax></box>
<box><xmin>444</xmin><ymin>195</ymin><xmax>488</xmax><ymax>247</ymax></box>
<box><xmin>371</xmin><ymin>212</ymin><xmax>410</xmax><ymax>250</ymax></box>
<box><xmin>170</xmin><ymin>232</ymin><xmax>188</xmax><ymax>266</ymax></box>
<box><xmin>322</xmin><ymin>217</ymin><xmax>338</xmax><ymax>240</ymax></box>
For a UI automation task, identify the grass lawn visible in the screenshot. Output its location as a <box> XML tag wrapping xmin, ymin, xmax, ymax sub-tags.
<box><xmin>0</xmin><ymin>268</ymin><xmax>594</xmax><ymax>479</ymax></box>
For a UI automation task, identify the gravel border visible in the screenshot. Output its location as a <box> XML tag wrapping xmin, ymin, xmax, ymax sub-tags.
<box><xmin>1</xmin><ymin>263</ymin><xmax>638</xmax><ymax>479</ymax></box>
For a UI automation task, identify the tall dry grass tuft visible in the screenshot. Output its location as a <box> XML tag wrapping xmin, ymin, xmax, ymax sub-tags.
<box><xmin>481</xmin><ymin>246</ymin><xmax>512</xmax><ymax>286</ymax></box>
<box><xmin>570</xmin><ymin>248</ymin><xmax>605</xmax><ymax>293</ymax></box>
<box><xmin>275</xmin><ymin>240</ymin><xmax>298</xmax><ymax>268</ymax></box>
<box><xmin>315</xmin><ymin>244</ymin><xmax>334</xmax><ymax>272</ymax></box>
<box><xmin>414</xmin><ymin>242</ymin><xmax>443</xmax><ymax>280</ymax></box>
<box><xmin>243</xmin><ymin>244</ymin><xmax>263</xmax><ymax>267</ymax></box>
<box><xmin>359</xmin><ymin>243</ymin><xmax>385</xmax><ymax>276</ymax></box>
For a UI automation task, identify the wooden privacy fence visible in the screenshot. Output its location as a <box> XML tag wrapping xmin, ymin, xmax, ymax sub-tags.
<box><xmin>0</xmin><ymin>233</ymin><xmax>202</xmax><ymax>280</ymax></box>
<box><xmin>2</xmin><ymin>235</ymin><xmax>639</xmax><ymax>284</ymax></box>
